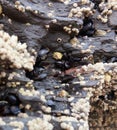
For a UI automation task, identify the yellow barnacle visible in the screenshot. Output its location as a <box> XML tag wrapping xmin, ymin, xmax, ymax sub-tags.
<box><xmin>58</xmin><ymin>90</ymin><xmax>69</xmax><ymax>97</ymax></box>
<box><xmin>53</xmin><ymin>52</ymin><xmax>63</xmax><ymax>60</ymax></box>
<box><xmin>95</xmin><ymin>30</ymin><xmax>107</xmax><ymax>36</ymax></box>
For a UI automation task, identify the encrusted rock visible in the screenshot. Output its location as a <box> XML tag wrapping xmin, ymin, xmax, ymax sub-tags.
<box><xmin>0</xmin><ymin>0</ymin><xmax>116</xmax><ymax>130</ymax></box>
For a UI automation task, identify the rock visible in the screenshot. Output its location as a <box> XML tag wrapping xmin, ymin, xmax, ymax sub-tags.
<box><xmin>0</xmin><ymin>0</ymin><xmax>116</xmax><ymax>130</ymax></box>
<box><xmin>108</xmin><ymin>11</ymin><xmax>117</xmax><ymax>28</ymax></box>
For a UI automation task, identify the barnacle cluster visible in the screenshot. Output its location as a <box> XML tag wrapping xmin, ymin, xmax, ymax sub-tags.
<box><xmin>0</xmin><ymin>29</ymin><xmax>35</xmax><ymax>85</ymax></box>
<box><xmin>96</xmin><ymin>0</ymin><xmax>117</xmax><ymax>23</ymax></box>
<box><xmin>68</xmin><ymin>1</ymin><xmax>94</xmax><ymax>18</ymax></box>
<box><xmin>27</xmin><ymin>118</ymin><xmax>53</xmax><ymax>130</ymax></box>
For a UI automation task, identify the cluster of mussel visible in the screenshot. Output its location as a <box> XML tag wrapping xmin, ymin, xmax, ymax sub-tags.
<box><xmin>26</xmin><ymin>48</ymin><xmax>72</xmax><ymax>82</ymax></box>
<box><xmin>26</xmin><ymin>47</ymin><xmax>49</xmax><ymax>81</ymax></box>
<box><xmin>0</xmin><ymin>92</ymin><xmax>22</xmax><ymax>116</ymax></box>
<box><xmin>25</xmin><ymin>46</ymin><xmax>90</xmax><ymax>83</ymax></box>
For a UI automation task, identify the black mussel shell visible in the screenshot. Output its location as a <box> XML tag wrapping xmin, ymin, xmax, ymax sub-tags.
<box><xmin>38</xmin><ymin>49</ymin><xmax>49</xmax><ymax>57</ymax></box>
<box><xmin>2</xmin><ymin>105</ymin><xmax>11</xmax><ymax>116</ymax></box>
<box><xmin>61</xmin><ymin>75</ymin><xmax>74</xmax><ymax>83</ymax></box>
<box><xmin>34</xmin><ymin>73</ymin><xmax>47</xmax><ymax>81</ymax></box>
<box><xmin>10</xmin><ymin>106</ymin><xmax>21</xmax><ymax>115</ymax></box>
<box><xmin>79</xmin><ymin>17</ymin><xmax>95</xmax><ymax>37</ymax></box>
<box><xmin>5</xmin><ymin>93</ymin><xmax>20</xmax><ymax>106</ymax></box>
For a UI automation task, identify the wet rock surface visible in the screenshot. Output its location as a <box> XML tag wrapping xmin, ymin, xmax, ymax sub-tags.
<box><xmin>109</xmin><ymin>11</ymin><xmax>117</xmax><ymax>28</ymax></box>
<box><xmin>0</xmin><ymin>0</ymin><xmax>117</xmax><ymax>130</ymax></box>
